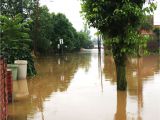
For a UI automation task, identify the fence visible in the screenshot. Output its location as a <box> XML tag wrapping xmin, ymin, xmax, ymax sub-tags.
<box><xmin>0</xmin><ymin>57</ymin><xmax>8</xmax><ymax>120</ymax></box>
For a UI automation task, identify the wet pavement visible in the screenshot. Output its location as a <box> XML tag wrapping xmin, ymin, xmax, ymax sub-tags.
<box><xmin>8</xmin><ymin>49</ymin><xmax>160</xmax><ymax>120</ymax></box>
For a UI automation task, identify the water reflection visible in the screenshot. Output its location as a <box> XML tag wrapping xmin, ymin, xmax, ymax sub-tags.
<box><xmin>13</xmin><ymin>80</ymin><xmax>29</xmax><ymax>99</ymax></box>
<box><xmin>8</xmin><ymin>52</ymin><xmax>92</xmax><ymax>120</ymax></box>
<box><xmin>98</xmin><ymin>52</ymin><xmax>104</xmax><ymax>92</ymax></box>
<box><xmin>7</xmin><ymin>50</ymin><xmax>160</xmax><ymax>120</ymax></box>
<box><xmin>8</xmin><ymin>79</ymin><xmax>29</xmax><ymax>120</ymax></box>
<box><xmin>103</xmin><ymin>55</ymin><xmax>160</xmax><ymax>120</ymax></box>
<box><xmin>114</xmin><ymin>91</ymin><xmax>127</xmax><ymax>120</ymax></box>
<box><xmin>103</xmin><ymin>55</ymin><xmax>160</xmax><ymax>90</ymax></box>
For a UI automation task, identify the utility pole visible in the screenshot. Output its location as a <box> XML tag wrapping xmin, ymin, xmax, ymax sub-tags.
<box><xmin>98</xmin><ymin>34</ymin><xmax>101</xmax><ymax>53</ymax></box>
<box><xmin>33</xmin><ymin>0</ymin><xmax>40</xmax><ymax>55</ymax></box>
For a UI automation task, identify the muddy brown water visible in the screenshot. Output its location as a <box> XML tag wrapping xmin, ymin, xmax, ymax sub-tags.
<box><xmin>8</xmin><ymin>49</ymin><xmax>160</xmax><ymax>120</ymax></box>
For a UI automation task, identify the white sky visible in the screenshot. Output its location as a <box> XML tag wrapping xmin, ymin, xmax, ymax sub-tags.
<box><xmin>154</xmin><ymin>0</ymin><xmax>160</xmax><ymax>25</ymax></box>
<box><xmin>40</xmin><ymin>0</ymin><xmax>83</xmax><ymax>31</ymax></box>
<box><xmin>40</xmin><ymin>0</ymin><xmax>97</xmax><ymax>38</ymax></box>
<box><xmin>40</xmin><ymin>0</ymin><xmax>160</xmax><ymax>36</ymax></box>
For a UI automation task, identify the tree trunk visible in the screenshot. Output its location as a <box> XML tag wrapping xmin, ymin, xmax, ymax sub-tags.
<box><xmin>114</xmin><ymin>56</ymin><xmax>127</xmax><ymax>90</ymax></box>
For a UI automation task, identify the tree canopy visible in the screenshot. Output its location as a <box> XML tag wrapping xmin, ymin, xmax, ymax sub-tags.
<box><xmin>81</xmin><ymin>0</ymin><xmax>156</xmax><ymax>90</ymax></box>
<box><xmin>0</xmin><ymin>0</ymin><xmax>93</xmax><ymax>56</ymax></box>
<box><xmin>0</xmin><ymin>0</ymin><xmax>94</xmax><ymax>76</ymax></box>
<box><xmin>0</xmin><ymin>14</ymin><xmax>36</xmax><ymax>75</ymax></box>
<box><xmin>30</xmin><ymin>5</ymin><xmax>93</xmax><ymax>54</ymax></box>
<box><xmin>0</xmin><ymin>0</ymin><xmax>34</xmax><ymax>17</ymax></box>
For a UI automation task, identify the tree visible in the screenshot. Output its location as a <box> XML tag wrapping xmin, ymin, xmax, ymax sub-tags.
<box><xmin>81</xmin><ymin>0</ymin><xmax>156</xmax><ymax>90</ymax></box>
<box><xmin>35</xmin><ymin>6</ymin><xmax>52</xmax><ymax>54</ymax></box>
<box><xmin>0</xmin><ymin>0</ymin><xmax>39</xmax><ymax>55</ymax></box>
<box><xmin>31</xmin><ymin>5</ymin><xmax>93</xmax><ymax>54</ymax></box>
<box><xmin>0</xmin><ymin>14</ymin><xmax>36</xmax><ymax>76</ymax></box>
<box><xmin>0</xmin><ymin>0</ymin><xmax>37</xmax><ymax>76</ymax></box>
<box><xmin>29</xmin><ymin>0</ymin><xmax>40</xmax><ymax>55</ymax></box>
<box><xmin>77</xmin><ymin>31</ymin><xmax>93</xmax><ymax>49</ymax></box>
<box><xmin>140</xmin><ymin>15</ymin><xmax>153</xmax><ymax>31</ymax></box>
<box><xmin>51</xmin><ymin>13</ymin><xmax>78</xmax><ymax>52</ymax></box>
<box><xmin>0</xmin><ymin>0</ymin><xmax>34</xmax><ymax>18</ymax></box>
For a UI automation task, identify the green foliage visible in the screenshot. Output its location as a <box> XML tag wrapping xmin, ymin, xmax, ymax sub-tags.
<box><xmin>81</xmin><ymin>0</ymin><xmax>156</xmax><ymax>90</ymax></box>
<box><xmin>153</xmin><ymin>27</ymin><xmax>160</xmax><ymax>38</ymax></box>
<box><xmin>140</xmin><ymin>15</ymin><xmax>153</xmax><ymax>31</ymax></box>
<box><xmin>0</xmin><ymin>0</ymin><xmax>34</xmax><ymax>18</ymax></box>
<box><xmin>51</xmin><ymin>13</ymin><xmax>78</xmax><ymax>52</ymax></box>
<box><xmin>31</xmin><ymin>6</ymin><xmax>92</xmax><ymax>54</ymax></box>
<box><xmin>1</xmin><ymin>0</ymin><xmax>93</xmax><ymax>56</ymax></box>
<box><xmin>77</xmin><ymin>31</ymin><xmax>93</xmax><ymax>49</ymax></box>
<box><xmin>81</xmin><ymin>0</ymin><xmax>156</xmax><ymax>56</ymax></box>
<box><xmin>147</xmin><ymin>27</ymin><xmax>160</xmax><ymax>53</ymax></box>
<box><xmin>34</xmin><ymin>6</ymin><xmax>52</xmax><ymax>54</ymax></box>
<box><xmin>0</xmin><ymin>14</ymin><xmax>36</xmax><ymax>76</ymax></box>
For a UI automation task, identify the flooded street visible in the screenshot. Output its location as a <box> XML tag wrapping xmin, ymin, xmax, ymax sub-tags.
<box><xmin>8</xmin><ymin>49</ymin><xmax>160</xmax><ymax>120</ymax></box>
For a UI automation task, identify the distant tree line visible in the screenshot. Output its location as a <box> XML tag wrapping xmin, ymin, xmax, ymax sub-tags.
<box><xmin>34</xmin><ymin>6</ymin><xmax>93</xmax><ymax>55</ymax></box>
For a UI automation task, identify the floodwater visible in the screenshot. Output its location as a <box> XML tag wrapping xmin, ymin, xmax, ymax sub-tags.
<box><xmin>8</xmin><ymin>49</ymin><xmax>160</xmax><ymax>120</ymax></box>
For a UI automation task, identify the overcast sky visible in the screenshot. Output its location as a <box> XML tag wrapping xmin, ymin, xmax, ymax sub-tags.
<box><xmin>40</xmin><ymin>0</ymin><xmax>160</xmax><ymax>36</ymax></box>
<box><xmin>40</xmin><ymin>0</ymin><xmax>89</xmax><ymax>31</ymax></box>
<box><xmin>154</xmin><ymin>0</ymin><xmax>160</xmax><ymax>25</ymax></box>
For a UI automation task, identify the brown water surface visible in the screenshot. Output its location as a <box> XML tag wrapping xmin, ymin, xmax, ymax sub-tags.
<box><xmin>8</xmin><ymin>49</ymin><xmax>160</xmax><ymax>120</ymax></box>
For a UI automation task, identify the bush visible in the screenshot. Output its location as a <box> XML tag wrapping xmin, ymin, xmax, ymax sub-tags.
<box><xmin>0</xmin><ymin>14</ymin><xmax>36</xmax><ymax>76</ymax></box>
